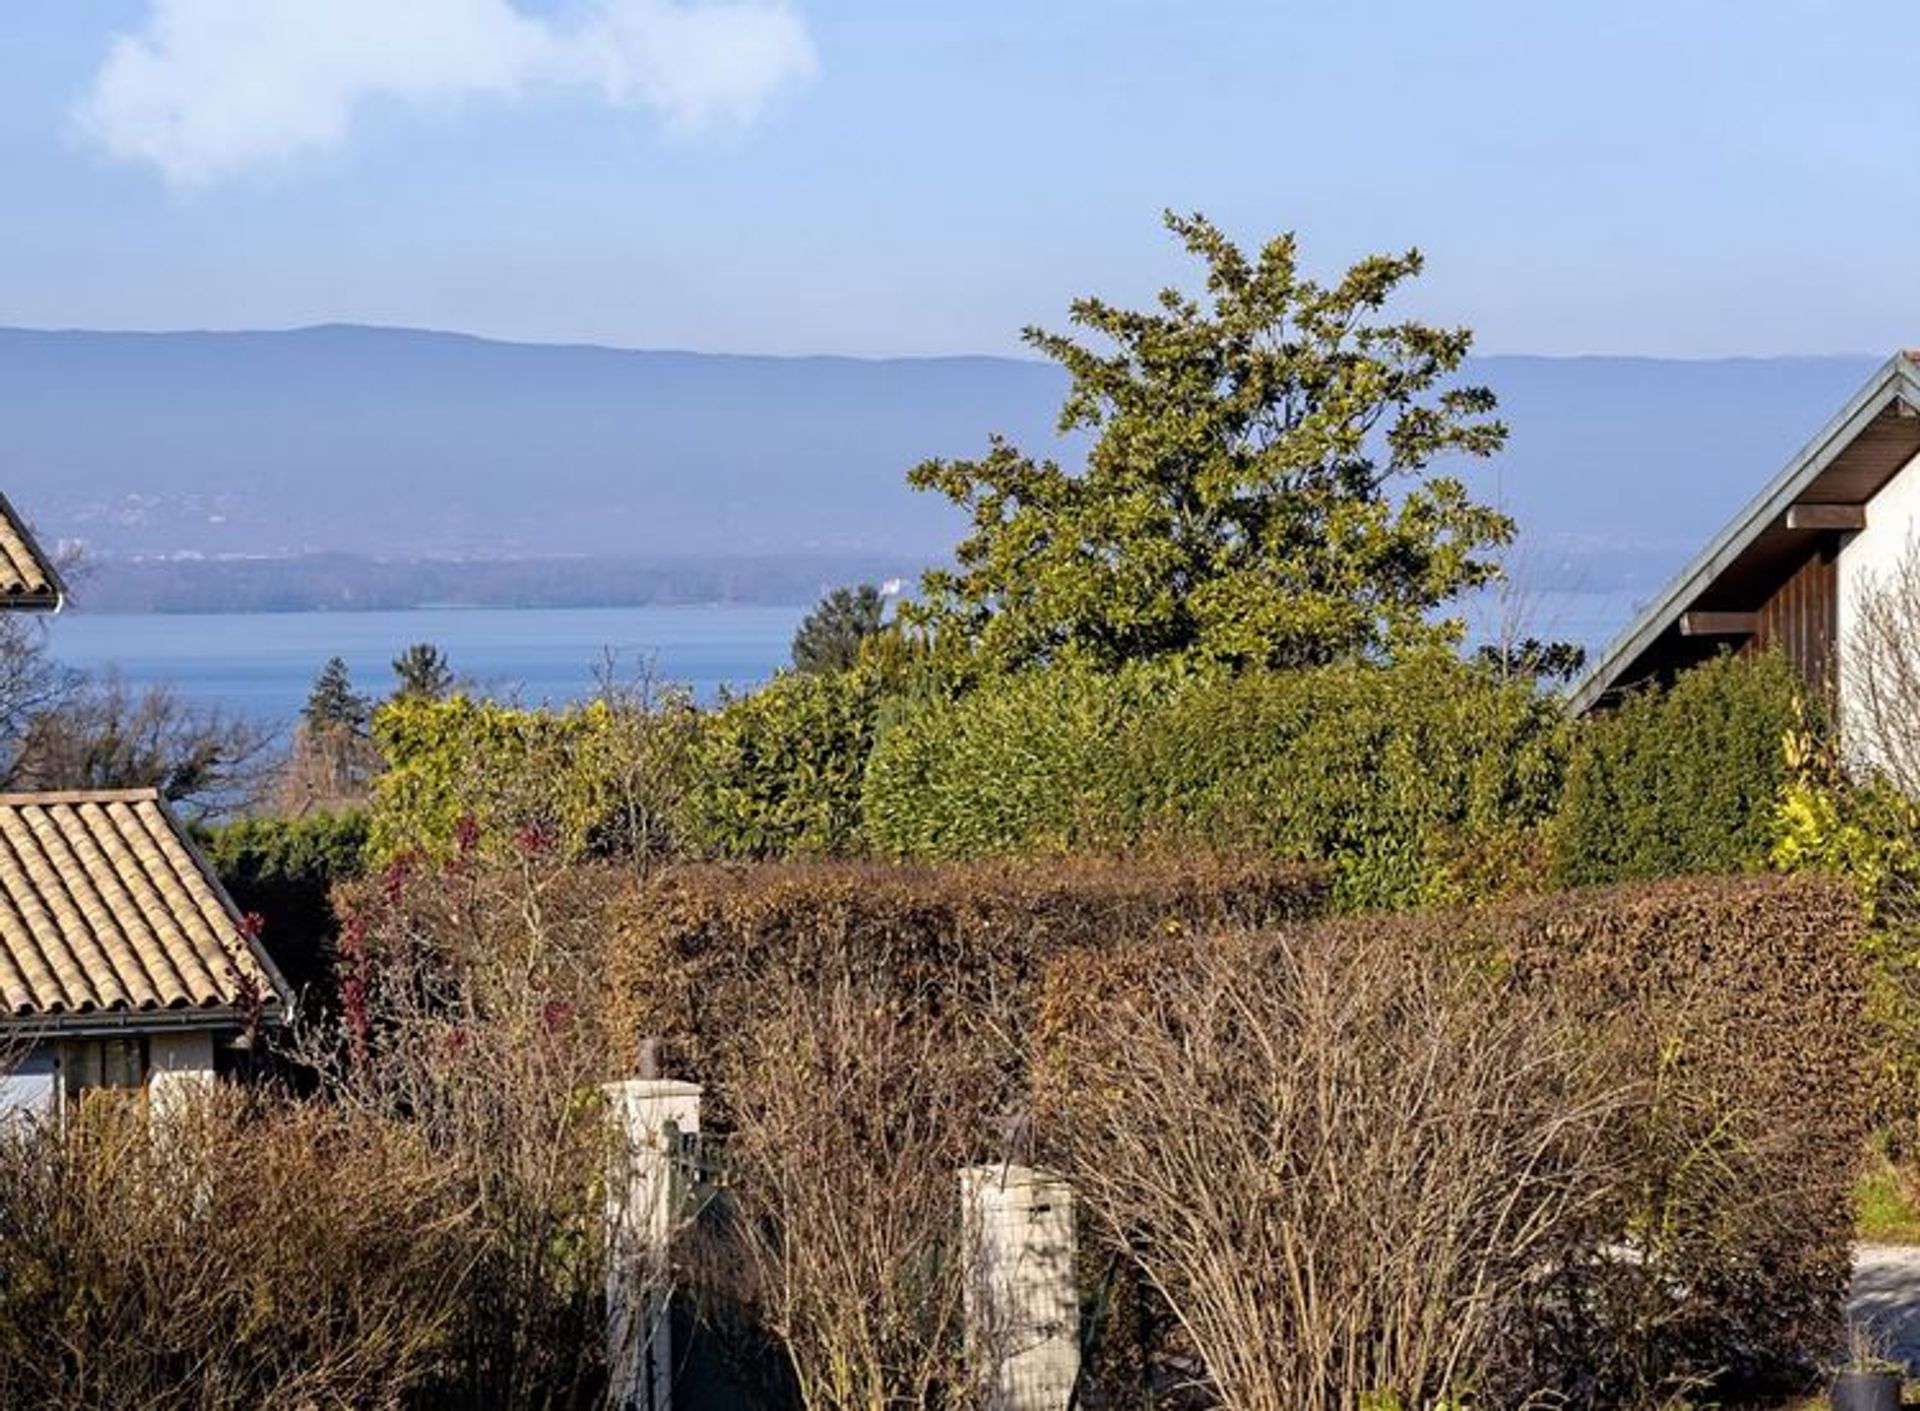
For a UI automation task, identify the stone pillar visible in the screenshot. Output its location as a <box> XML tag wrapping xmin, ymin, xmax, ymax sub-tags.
<box><xmin>961</xmin><ymin>1163</ymin><xmax>1081</xmax><ymax>1411</ymax></box>
<box><xmin>605</xmin><ymin>1077</ymin><xmax>701</xmax><ymax>1411</ymax></box>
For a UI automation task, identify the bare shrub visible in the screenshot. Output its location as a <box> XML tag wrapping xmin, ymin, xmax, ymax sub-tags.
<box><xmin>695</xmin><ymin>970</ymin><xmax>1013</xmax><ymax>1411</ymax></box>
<box><xmin>0</xmin><ymin>1088</ymin><xmax>471</xmax><ymax>1410</ymax></box>
<box><xmin>1035</xmin><ymin>926</ymin><xmax>1628</xmax><ymax>1411</ymax></box>
<box><xmin>1843</xmin><ymin>532</ymin><xmax>1920</xmax><ymax>797</ymax></box>
<box><xmin>0</xmin><ymin>613</ymin><xmax>77</xmax><ymax>760</ymax></box>
<box><xmin>278</xmin><ymin>717</ymin><xmax>382</xmax><ymax>814</ymax></box>
<box><xmin>605</xmin><ymin>856</ymin><xmax>1321</xmax><ymax>1405</ymax></box>
<box><xmin>1037</xmin><ymin>875</ymin><xmax>1867</xmax><ymax>1410</ymax></box>
<box><xmin>305</xmin><ymin>850</ymin><xmax>635</xmax><ymax>1407</ymax></box>
<box><xmin>592</xmin><ymin>649</ymin><xmax>702</xmax><ymax>870</ymax></box>
<box><xmin>7</xmin><ymin>672</ymin><xmax>278</xmax><ymax>818</ymax></box>
<box><xmin>1492</xmin><ymin>874</ymin><xmax>1867</xmax><ymax>1401</ymax></box>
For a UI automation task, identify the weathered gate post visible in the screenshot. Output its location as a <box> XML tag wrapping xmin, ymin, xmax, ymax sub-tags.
<box><xmin>605</xmin><ymin>1073</ymin><xmax>702</xmax><ymax>1411</ymax></box>
<box><xmin>961</xmin><ymin>1163</ymin><xmax>1081</xmax><ymax>1411</ymax></box>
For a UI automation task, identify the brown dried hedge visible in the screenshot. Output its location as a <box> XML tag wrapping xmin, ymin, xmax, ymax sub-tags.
<box><xmin>1034</xmin><ymin>872</ymin><xmax>1868</xmax><ymax>1408</ymax></box>
<box><xmin>1489</xmin><ymin>873</ymin><xmax>1869</xmax><ymax>1402</ymax></box>
<box><xmin>606</xmin><ymin>854</ymin><xmax>1329</xmax><ymax>1094</ymax></box>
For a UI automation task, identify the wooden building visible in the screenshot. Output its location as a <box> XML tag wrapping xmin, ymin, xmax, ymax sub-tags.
<box><xmin>1570</xmin><ymin>352</ymin><xmax>1920</xmax><ymax>717</ymax></box>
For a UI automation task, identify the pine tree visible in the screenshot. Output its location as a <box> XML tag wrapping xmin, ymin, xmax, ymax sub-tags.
<box><xmin>304</xmin><ymin>656</ymin><xmax>370</xmax><ymax>734</ymax></box>
<box><xmin>792</xmin><ymin>584</ymin><xmax>887</xmax><ymax>674</ymax></box>
<box><xmin>391</xmin><ymin>642</ymin><xmax>454</xmax><ymax>701</ymax></box>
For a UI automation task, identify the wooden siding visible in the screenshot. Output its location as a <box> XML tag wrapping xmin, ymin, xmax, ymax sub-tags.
<box><xmin>1744</xmin><ymin>542</ymin><xmax>1837</xmax><ymax>697</ymax></box>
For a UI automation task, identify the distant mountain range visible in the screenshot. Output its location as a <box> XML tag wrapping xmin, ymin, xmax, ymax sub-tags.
<box><xmin>0</xmin><ymin>324</ymin><xmax>1885</xmax><ymax>612</ymax></box>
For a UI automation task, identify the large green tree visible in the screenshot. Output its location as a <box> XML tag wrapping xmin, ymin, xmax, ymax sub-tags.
<box><xmin>904</xmin><ymin>213</ymin><xmax>1513</xmax><ymax>672</ymax></box>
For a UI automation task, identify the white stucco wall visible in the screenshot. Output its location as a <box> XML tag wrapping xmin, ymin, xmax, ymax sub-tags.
<box><xmin>147</xmin><ymin>1030</ymin><xmax>217</xmax><ymax>1120</ymax></box>
<box><xmin>0</xmin><ymin>1047</ymin><xmax>57</xmax><ymax>1121</ymax></box>
<box><xmin>1</xmin><ymin>1030</ymin><xmax>220</xmax><ymax>1125</ymax></box>
<box><xmin>1836</xmin><ymin>444</ymin><xmax>1920</xmax><ymax>742</ymax></box>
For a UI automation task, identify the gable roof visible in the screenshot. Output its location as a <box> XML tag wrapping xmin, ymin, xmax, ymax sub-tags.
<box><xmin>0</xmin><ymin>493</ymin><xmax>62</xmax><ymax>612</ymax></box>
<box><xmin>0</xmin><ymin>789</ymin><xmax>289</xmax><ymax>1029</ymax></box>
<box><xmin>1568</xmin><ymin>352</ymin><xmax>1920</xmax><ymax>714</ymax></box>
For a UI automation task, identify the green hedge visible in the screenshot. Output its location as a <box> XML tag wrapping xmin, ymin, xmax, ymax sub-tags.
<box><xmin>677</xmin><ymin>669</ymin><xmax>887</xmax><ymax>859</ymax></box>
<box><xmin>861</xmin><ymin>657</ymin><xmax>1567</xmax><ymax>910</ymax></box>
<box><xmin>368</xmin><ymin>697</ymin><xmax>637</xmax><ymax>863</ymax></box>
<box><xmin>1552</xmin><ymin>650</ymin><xmax>1802</xmax><ymax>887</ymax></box>
<box><xmin>366</xmin><ymin>679</ymin><xmax>882</xmax><ymax>866</ymax></box>
<box><xmin>197</xmin><ymin>811</ymin><xmax>369</xmax><ymax>1000</ymax></box>
<box><xmin>857</xmin><ymin>662</ymin><xmax>1184</xmax><ymax>860</ymax></box>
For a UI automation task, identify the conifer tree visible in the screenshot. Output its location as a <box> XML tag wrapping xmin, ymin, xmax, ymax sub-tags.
<box><xmin>905</xmin><ymin>212</ymin><xmax>1512</xmax><ymax>672</ymax></box>
<box><xmin>391</xmin><ymin>642</ymin><xmax>454</xmax><ymax>701</ymax></box>
<box><xmin>792</xmin><ymin>585</ymin><xmax>887</xmax><ymax>674</ymax></box>
<box><xmin>304</xmin><ymin>656</ymin><xmax>370</xmax><ymax>735</ymax></box>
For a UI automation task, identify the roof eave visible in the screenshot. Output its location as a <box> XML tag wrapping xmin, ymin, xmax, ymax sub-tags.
<box><xmin>0</xmin><ymin>492</ymin><xmax>67</xmax><ymax>614</ymax></box>
<box><xmin>152</xmin><ymin>793</ymin><xmax>298</xmax><ymax>1015</ymax></box>
<box><xmin>0</xmin><ymin>1003</ymin><xmax>286</xmax><ymax>1041</ymax></box>
<box><xmin>1565</xmin><ymin>352</ymin><xmax>1920</xmax><ymax>714</ymax></box>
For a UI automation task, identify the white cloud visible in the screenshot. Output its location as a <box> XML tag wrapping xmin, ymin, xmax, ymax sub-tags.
<box><xmin>76</xmin><ymin>0</ymin><xmax>818</xmax><ymax>185</ymax></box>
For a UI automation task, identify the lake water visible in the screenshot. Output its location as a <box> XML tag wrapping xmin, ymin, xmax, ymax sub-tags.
<box><xmin>45</xmin><ymin>605</ymin><xmax>808</xmax><ymax>726</ymax></box>
<box><xmin>39</xmin><ymin>588</ymin><xmax>1651</xmax><ymax>730</ymax></box>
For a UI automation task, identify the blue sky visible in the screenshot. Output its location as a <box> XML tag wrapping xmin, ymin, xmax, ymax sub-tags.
<box><xmin>2</xmin><ymin>1</ymin><xmax>1916</xmax><ymax>358</ymax></box>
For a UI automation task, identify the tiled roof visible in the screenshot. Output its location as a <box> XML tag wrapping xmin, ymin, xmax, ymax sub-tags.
<box><xmin>0</xmin><ymin>790</ymin><xmax>288</xmax><ymax>1024</ymax></box>
<box><xmin>0</xmin><ymin>494</ymin><xmax>62</xmax><ymax>611</ymax></box>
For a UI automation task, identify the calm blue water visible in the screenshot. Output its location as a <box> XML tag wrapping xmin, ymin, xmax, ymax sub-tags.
<box><xmin>45</xmin><ymin>606</ymin><xmax>808</xmax><ymax>726</ymax></box>
<box><xmin>39</xmin><ymin>588</ymin><xmax>1650</xmax><ymax>730</ymax></box>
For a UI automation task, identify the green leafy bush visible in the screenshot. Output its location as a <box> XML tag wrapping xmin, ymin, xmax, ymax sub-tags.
<box><xmin>861</xmin><ymin>657</ymin><xmax>1566</xmax><ymax>910</ymax></box>
<box><xmin>858</xmin><ymin>661</ymin><xmax>1186</xmax><ymax>859</ymax></box>
<box><xmin>368</xmin><ymin>695</ymin><xmax>695</xmax><ymax>864</ymax></box>
<box><xmin>1552</xmin><ymin>650</ymin><xmax>1802</xmax><ymax>887</ymax></box>
<box><xmin>1130</xmin><ymin>657</ymin><xmax>1565</xmax><ymax>908</ymax></box>
<box><xmin>197</xmin><ymin>811</ymin><xmax>368</xmax><ymax>999</ymax></box>
<box><xmin>1772</xmin><ymin>724</ymin><xmax>1920</xmax><ymax>1143</ymax></box>
<box><xmin>676</xmin><ymin>669</ymin><xmax>886</xmax><ymax>858</ymax></box>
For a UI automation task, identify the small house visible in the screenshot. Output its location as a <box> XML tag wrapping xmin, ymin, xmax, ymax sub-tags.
<box><xmin>0</xmin><ymin>788</ymin><xmax>291</xmax><ymax>1116</ymax></box>
<box><xmin>0</xmin><ymin>495</ymin><xmax>290</xmax><ymax>1116</ymax></box>
<box><xmin>1571</xmin><ymin>351</ymin><xmax>1920</xmax><ymax>721</ymax></box>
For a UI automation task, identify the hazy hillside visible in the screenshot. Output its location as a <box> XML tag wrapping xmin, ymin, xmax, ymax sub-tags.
<box><xmin>0</xmin><ymin>325</ymin><xmax>1885</xmax><ymax>608</ymax></box>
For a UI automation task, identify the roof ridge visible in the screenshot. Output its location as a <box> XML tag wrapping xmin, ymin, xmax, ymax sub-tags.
<box><xmin>0</xmin><ymin>788</ymin><xmax>166</xmax><ymax>807</ymax></box>
<box><xmin>1568</xmin><ymin>353</ymin><xmax>1920</xmax><ymax>713</ymax></box>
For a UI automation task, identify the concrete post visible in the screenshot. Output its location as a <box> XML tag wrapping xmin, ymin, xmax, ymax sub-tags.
<box><xmin>961</xmin><ymin>1163</ymin><xmax>1081</xmax><ymax>1411</ymax></box>
<box><xmin>605</xmin><ymin>1077</ymin><xmax>701</xmax><ymax>1411</ymax></box>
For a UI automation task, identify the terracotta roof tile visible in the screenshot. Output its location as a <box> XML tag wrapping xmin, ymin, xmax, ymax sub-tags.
<box><xmin>0</xmin><ymin>789</ymin><xmax>287</xmax><ymax>1023</ymax></box>
<box><xmin>0</xmin><ymin>495</ymin><xmax>61</xmax><ymax>611</ymax></box>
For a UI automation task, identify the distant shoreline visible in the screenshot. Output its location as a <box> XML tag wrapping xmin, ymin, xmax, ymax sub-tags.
<box><xmin>68</xmin><ymin>552</ymin><xmax>917</xmax><ymax>616</ymax></box>
<box><xmin>59</xmin><ymin>598</ymin><xmax>820</xmax><ymax>616</ymax></box>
